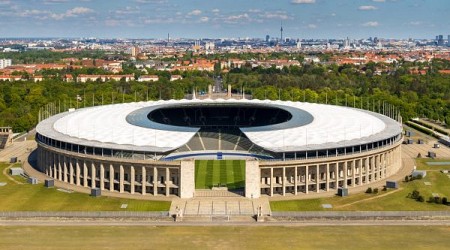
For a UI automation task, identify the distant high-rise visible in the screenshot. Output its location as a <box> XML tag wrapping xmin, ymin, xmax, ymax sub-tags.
<box><xmin>280</xmin><ymin>22</ymin><xmax>283</xmax><ymax>43</ymax></box>
<box><xmin>436</xmin><ymin>35</ymin><xmax>444</xmax><ymax>46</ymax></box>
<box><xmin>265</xmin><ymin>35</ymin><xmax>270</xmax><ymax>43</ymax></box>
<box><xmin>130</xmin><ymin>46</ymin><xmax>139</xmax><ymax>57</ymax></box>
<box><xmin>448</xmin><ymin>35</ymin><xmax>450</xmax><ymax>46</ymax></box>
<box><xmin>343</xmin><ymin>37</ymin><xmax>350</xmax><ymax>48</ymax></box>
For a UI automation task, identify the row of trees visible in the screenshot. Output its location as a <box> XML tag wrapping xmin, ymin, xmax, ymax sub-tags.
<box><xmin>0</xmin><ymin>51</ymin><xmax>449</xmax><ymax>132</ymax></box>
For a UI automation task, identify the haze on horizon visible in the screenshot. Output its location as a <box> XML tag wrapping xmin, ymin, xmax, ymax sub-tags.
<box><xmin>0</xmin><ymin>0</ymin><xmax>449</xmax><ymax>39</ymax></box>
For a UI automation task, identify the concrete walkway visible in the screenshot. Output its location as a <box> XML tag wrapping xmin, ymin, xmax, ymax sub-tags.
<box><xmin>170</xmin><ymin>196</ymin><xmax>271</xmax><ymax>217</ymax></box>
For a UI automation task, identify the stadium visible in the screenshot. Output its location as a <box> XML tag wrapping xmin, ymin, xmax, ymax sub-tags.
<box><xmin>34</xmin><ymin>98</ymin><xmax>403</xmax><ymax>199</ymax></box>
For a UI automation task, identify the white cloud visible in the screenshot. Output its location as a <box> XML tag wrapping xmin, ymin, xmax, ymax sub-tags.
<box><xmin>44</xmin><ymin>0</ymin><xmax>69</xmax><ymax>4</ymax></box>
<box><xmin>200</xmin><ymin>16</ymin><xmax>209</xmax><ymax>22</ymax></box>
<box><xmin>188</xmin><ymin>9</ymin><xmax>202</xmax><ymax>16</ymax></box>
<box><xmin>223</xmin><ymin>13</ymin><xmax>251</xmax><ymax>24</ymax></box>
<box><xmin>409</xmin><ymin>21</ymin><xmax>422</xmax><ymax>26</ymax></box>
<box><xmin>291</xmin><ymin>0</ymin><xmax>315</xmax><ymax>4</ymax></box>
<box><xmin>211</xmin><ymin>8</ymin><xmax>220</xmax><ymax>13</ymax></box>
<box><xmin>372</xmin><ymin>0</ymin><xmax>385</xmax><ymax>2</ymax></box>
<box><xmin>308</xmin><ymin>24</ymin><xmax>317</xmax><ymax>29</ymax></box>
<box><xmin>362</xmin><ymin>21</ymin><xmax>379</xmax><ymax>27</ymax></box>
<box><xmin>358</xmin><ymin>5</ymin><xmax>378</xmax><ymax>11</ymax></box>
<box><xmin>68</xmin><ymin>7</ymin><xmax>94</xmax><ymax>15</ymax></box>
<box><xmin>135</xmin><ymin>0</ymin><xmax>167</xmax><ymax>3</ymax></box>
<box><xmin>49</xmin><ymin>7</ymin><xmax>94</xmax><ymax>20</ymax></box>
<box><xmin>259</xmin><ymin>11</ymin><xmax>291</xmax><ymax>20</ymax></box>
<box><xmin>115</xmin><ymin>6</ymin><xmax>140</xmax><ymax>15</ymax></box>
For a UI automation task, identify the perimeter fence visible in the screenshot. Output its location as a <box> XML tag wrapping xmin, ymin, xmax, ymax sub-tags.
<box><xmin>0</xmin><ymin>211</ymin><xmax>169</xmax><ymax>218</ymax></box>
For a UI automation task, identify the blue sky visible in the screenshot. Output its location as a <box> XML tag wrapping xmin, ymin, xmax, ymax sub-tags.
<box><xmin>0</xmin><ymin>0</ymin><xmax>449</xmax><ymax>39</ymax></box>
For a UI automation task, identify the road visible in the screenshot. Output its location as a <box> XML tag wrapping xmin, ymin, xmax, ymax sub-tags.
<box><xmin>1</xmin><ymin>218</ymin><xmax>449</xmax><ymax>227</ymax></box>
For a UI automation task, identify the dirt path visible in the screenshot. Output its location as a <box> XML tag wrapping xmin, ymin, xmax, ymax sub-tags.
<box><xmin>2</xmin><ymin>164</ymin><xmax>23</xmax><ymax>185</ymax></box>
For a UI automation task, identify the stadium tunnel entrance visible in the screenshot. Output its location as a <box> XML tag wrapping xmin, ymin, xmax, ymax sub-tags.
<box><xmin>194</xmin><ymin>160</ymin><xmax>246</xmax><ymax>197</ymax></box>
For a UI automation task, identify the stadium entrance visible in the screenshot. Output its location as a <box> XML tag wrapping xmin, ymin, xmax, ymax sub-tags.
<box><xmin>194</xmin><ymin>160</ymin><xmax>246</xmax><ymax>196</ymax></box>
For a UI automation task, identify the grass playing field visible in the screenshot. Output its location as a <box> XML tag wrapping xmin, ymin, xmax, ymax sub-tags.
<box><xmin>0</xmin><ymin>226</ymin><xmax>449</xmax><ymax>249</ymax></box>
<box><xmin>195</xmin><ymin>160</ymin><xmax>245</xmax><ymax>189</ymax></box>
<box><xmin>0</xmin><ymin>163</ymin><xmax>170</xmax><ymax>211</ymax></box>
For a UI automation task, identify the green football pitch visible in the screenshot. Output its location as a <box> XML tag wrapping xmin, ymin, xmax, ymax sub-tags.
<box><xmin>195</xmin><ymin>160</ymin><xmax>245</xmax><ymax>190</ymax></box>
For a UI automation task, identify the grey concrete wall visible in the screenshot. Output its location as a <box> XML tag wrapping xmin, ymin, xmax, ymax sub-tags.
<box><xmin>245</xmin><ymin>160</ymin><xmax>261</xmax><ymax>198</ymax></box>
<box><xmin>180</xmin><ymin>160</ymin><xmax>195</xmax><ymax>198</ymax></box>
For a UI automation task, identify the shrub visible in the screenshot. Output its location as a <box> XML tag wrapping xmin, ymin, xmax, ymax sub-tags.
<box><xmin>373</xmin><ymin>188</ymin><xmax>379</xmax><ymax>194</ymax></box>
<box><xmin>404</xmin><ymin>176</ymin><xmax>409</xmax><ymax>182</ymax></box>
<box><xmin>416</xmin><ymin>174</ymin><xmax>423</xmax><ymax>180</ymax></box>
<box><xmin>366</xmin><ymin>187</ymin><xmax>372</xmax><ymax>194</ymax></box>
<box><xmin>434</xmin><ymin>197</ymin><xmax>441</xmax><ymax>204</ymax></box>
<box><xmin>442</xmin><ymin>197</ymin><xmax>448</xmax><ymax>205</ymax></box>
<box><xmin>417</xmin><ymin>153</ymin><xmax>422</xmax><ymax>158</ymax></box>
<box><xmin>382</xmin><ymin>186</ymin><xmax>387</xmax><ymax>191</ymax></box>
<box><xmin>411</xmin><ymin>190</ymin><xmax>420</xmax><ymax>199</ymax></box>
<box><xmin>418</xmin><ymin>195</ymin><xmax>425</xmax><ymax>202</ymax></box>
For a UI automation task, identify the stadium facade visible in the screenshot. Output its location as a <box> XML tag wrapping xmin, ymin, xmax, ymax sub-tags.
<box><xmin>35</xmin><ymin>99</ymin><xmax>403</xmax><ymax>199</ymax></box>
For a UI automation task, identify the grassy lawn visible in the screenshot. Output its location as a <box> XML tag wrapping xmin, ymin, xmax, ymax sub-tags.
<box><xmin>195</xmin><ymin>160</ymin><xmax>245</xmax><ymax>189</ymax></box>
<box><xmin>271</xmin><ymin>159</ymin><xmax>450</xmax><ymax>211</ymax></box>
<box><xmin>415</xmin><ymin>157</ymin><xmax>450</xmax><ymax>171</ymax></box>
<box><xmin>0</xmin><ymin>226</ymin><xmax>449</xmax><ymax>249</ymax></box>
<box><xmin>0</xmin><ymin>163</ymin><xmax>170</xmax><ymax>211</ymax></box>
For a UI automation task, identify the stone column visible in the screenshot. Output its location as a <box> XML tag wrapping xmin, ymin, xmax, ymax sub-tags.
<box><xmin>69</xmin><ymin>160</ymin><xmax>74</xmax><ymax>184</ymax></box>
<box><xmin>63</xmin><ymin>157</ymin><xmax>68</xmax><ymax>182</ymax></box>
<box><xmin>352</xmin><ymin>160</ymin><xmax>356</xmax><ymax>187</ymax></box>
<box><xmin>58</xmin><ymin>156</ymin><xmax>62</xmax><ymax>181</ymax></box>
<box><xmin>343</xmin><ymin>161</ymin><xmax>348</xmax><ymax>188</ymax></box>
<box><xmin>365</xmin><ymin>157</ymin><xmax>370</xmax><ymax>183</ymax></box>
<box><xmin>130</xmin><ymin>165</ymin><xmax>135</xmax><ymax>194</ymax></box>
<box><xmin>359</xmin><ymin>159</ymin><xmax>363</xmax><ymax>185</ymax></box>
<box><xmin>305</xmin><ymin>165</ymin><xmax>309</xmax><ymax>194</ymax></box>
<box><xmin>326</xmin><ymin>163</ymin><xmax>330</xmax><ymax>191</ymax></box>
<box><xmin>165</xmin><ymin>167</ymin><xmax>170</xmax><ymax>196</ymax></box>
<box><xmin>282</xmin><ymin>167</ymin><xmax>286</xmax><ymax>196</ymax></box>
<box><xmin>83</xmin><ymin>161</ymin><xmax>88</xmax><ymax>187</ymax></box>
<box><xmin>91</xmin><ymin>162</ymin><xmax>96</xmax><ymax>189</ymax></box>
<box><xmin>109</xmin><ymin>164</ymin><xmax>114</xmax><ymax>192</ymax></box>
<box><xmin>76</xmin><ymin>160</ymin><xmax>80</xmax><ymax>186</ymax></box>
<box><xmin>119</xmin><ymin>164</ymin><xmax>124</xmax><ymax>193</ymax></box>
<box><xmin>335</xmin><ymin>162</ymin><xmax>339</xmax><ymax>188</ymax></box>
<box><xmin>316</xmin><ymin>165</ymin><xmax>320</xmax><ymax>193</ymax></box>
<box><xmin>371</xmin><ymin>156</ymin><xmax>375</xmax><ymax>182</ymax></box>
<box><xmin>294</xmin><ymin>166</ymin><xmax>298</xmax><ymax>195</ymax></box>
<box><xmin>142</xmin><ymin>166</ymin><xmax>147</xmax><ymax>195</ymax></box>
<box><xmin>100</xmin><ymin>163</ymin><xmax>105</xmax><ymax>190</ymax></box>
<box><xmin>153</xmin><ymin>167</ymin><xmax>158</xmax><ymax>196</ymax></box>
<box><xmin>53</xmin><ymin>154</ymin><xmax>57</xmax><ymax>179</ymax></box>
<box><xmin>270</xmin><ymin>167</ymin><xmax>274</xmax><ymax>197</ymax></box>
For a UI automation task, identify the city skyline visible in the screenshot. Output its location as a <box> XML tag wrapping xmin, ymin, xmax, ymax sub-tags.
<box><xmin>0</xmin><ymin>0</ymin><xmax>449</xmax><ymax>39</ymax></box>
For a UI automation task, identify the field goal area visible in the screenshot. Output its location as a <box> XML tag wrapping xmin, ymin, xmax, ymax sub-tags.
<box><xmin>195</xmin><ymin>160</ymin><xmax>245</xmax><ymax>190</ymax></box>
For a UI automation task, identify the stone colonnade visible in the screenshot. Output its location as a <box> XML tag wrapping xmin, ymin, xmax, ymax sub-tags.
<box><xmin>259</xmin><ymin>141</ymin><xmax>402</xmax><ymax>197</ymax></box>
<box><xmin>36</xmin><ymin>140</ymin><xmax>401</xmax><ymax>199</ymax></box>
<box><xmin>36</xmin><ymin>144</ymin><xmax>187</xmax><ymax>197</ymax></box>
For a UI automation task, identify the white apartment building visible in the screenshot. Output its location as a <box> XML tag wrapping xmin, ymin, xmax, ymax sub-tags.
<box><xmin>0</xmin><ymin>59</ymin><xmax>12</xmax><ymax>69</ymax></box>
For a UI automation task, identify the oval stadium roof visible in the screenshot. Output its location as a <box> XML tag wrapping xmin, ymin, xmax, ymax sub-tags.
<box><xmin>36</xmin><ymin>99</ymin><xmax>402</xmax><ymax>153</ymax></box>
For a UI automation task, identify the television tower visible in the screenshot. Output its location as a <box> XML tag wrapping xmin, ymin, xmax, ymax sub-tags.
<box><xmin>280</xmin><ymin>22</ymin><xmax>284</xmax><ymax>43</ymax></box>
